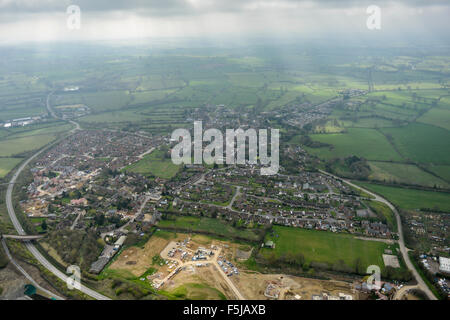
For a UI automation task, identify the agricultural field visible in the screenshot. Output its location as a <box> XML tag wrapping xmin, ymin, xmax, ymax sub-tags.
<box><xmin>306</xmin><ymin>128</ymin><xmax>403</xmax><ymax>162</ymax></box>
<box><xmin>380</xmin><ymin>123</ymin><xmax>450</xmax><ymax>165</ymax></box>
<box><xmin>79</xmin><ymin>109</ymin><xmax>152</xmax><ymax>124</ymax></box>
<box><xmin>356</xmin><ymin>182</ymin><xmax>450</xmax><ymax>212</ymax></box>
<box><xmin>368</xmin><ymin>161</ymin><xmax>450</xmax><ymax>188</ymax></box>
<box><xmin>0</xmin><ymin>158</ymin><xmax>21</xmax><ymax>178</ymax></box>
<box><xmin>261</xmin><ymin>226</ymin><xmax>389</xmax><ymax>271</ymax></box>
<box><xmin>0</xmin><ymin>122</ymin><xmax>71</xmax><ymax>178</ymax></box>
<box><xmin>0</xmin><ymin>134</ymin><xmax>56</xmax><ymax>157</ymax></box>
<box><xmin>426</xmin><ymin>165</ymin><xmax>450</xmax><ymax>183</ymax></box>
<box><xmin>307</xmin><ymin>84</ymin><xmax>450</xmax><ymax>190</ymax></box>
<box><xmin>123</xmin><ymin>148</ymin><xmax>180</xmax><ymax>179</ymax></box>
<box><xmin>417</xmin><ymin>108</ymin><xmax>450</xmax><ymax>130</ymax></box>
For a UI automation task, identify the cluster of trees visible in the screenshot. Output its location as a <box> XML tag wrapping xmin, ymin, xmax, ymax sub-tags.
<box><xmin>299</xmin><ymin>134</ymin><xmax>331</xmax><ymax>148</ymax></box>
<box><xmin>262</xmin><ymin>251</ymin><xmax>306</xmax><ymax>269</ymax></box>
<box><xmin>381</xmin><ymin>266</ymin><xmax>413</xmax><ymax>282</ymax></box>
<box><xmin>116</xmin><ymin>197</ymin><xmax>132</xmax><ymax>210</ymax></box>
<box><xmin>43</xmin><ymin>171</ymin><xmax>58</xmax><ymax>178</ymax></box>
<box><xmin>93</xmin><ymin>213</ymin><xmax>126</xmax><ymax>228</ymax></box>
<box><xmin>325</xmin><ymin>155</ymin><xmax>371</xmax><ymax>180</ymax></box>
<box><xmin>46</xmin><ymin>229</ymin><xmax>102</xmax><ymax>270</ymax></box>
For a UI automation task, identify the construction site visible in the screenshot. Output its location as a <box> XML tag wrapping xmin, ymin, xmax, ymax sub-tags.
<box><xmin>106</xmin><ymin>231</ymin><xmax>358</xmax><ymax>300</ymax></box>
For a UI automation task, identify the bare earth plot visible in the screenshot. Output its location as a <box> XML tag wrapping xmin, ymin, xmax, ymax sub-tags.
<box><xmin>383</xmin><ymin>254</ymin><xmax>400</xmax><ymax>268</ymax></box>
<box><xmin>232</xmin><ymin>272</ymin><xmax>355</xmax><ymax>300</ymax></box>
<box><xmin>109</xmin><ymin>235</ymin><xmax>172</xmax><ymax>277</ymax></box>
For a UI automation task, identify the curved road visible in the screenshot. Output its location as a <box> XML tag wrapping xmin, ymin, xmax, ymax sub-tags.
<box><xmin>5</xmin><ymin>92</ymin><xmax>110</xmax><ymax>300</ymax></box>
<box><xmin>319</xmin><ymin>170</ymin><xmax>437</xmax><ymax>300</ymax></box>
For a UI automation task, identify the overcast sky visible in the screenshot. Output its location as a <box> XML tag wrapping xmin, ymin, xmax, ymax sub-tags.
<box><xmin>0</xmin><ymin>0</ymin><xmax>449</xmax><ymax>44</ymax></box>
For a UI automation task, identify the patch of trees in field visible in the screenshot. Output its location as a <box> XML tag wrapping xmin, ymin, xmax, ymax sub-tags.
<box><xmin>46</xmin><ymin>229</ymin><xmax>102</xmax><ymax>270</ymax></box>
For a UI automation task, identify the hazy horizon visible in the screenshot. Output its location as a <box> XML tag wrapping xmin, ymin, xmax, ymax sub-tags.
<box><xmin>0</xmin><ymin>0</ymin><xmax>449</xmax><ymax>45</ymax></box>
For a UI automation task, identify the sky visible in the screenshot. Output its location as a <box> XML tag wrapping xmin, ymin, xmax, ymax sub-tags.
<box><xmin>0</xmin><ymin>0</ymin><xmax>449</xmax><ymax>44</ymax></box>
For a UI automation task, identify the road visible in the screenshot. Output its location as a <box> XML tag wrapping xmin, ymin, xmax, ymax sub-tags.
<box><xmin>4</xmin><ymin>91</ymin><xmax>110</xmax><ymax>300</ymax></box>
<box><xmin>393</xmin><ymin>285</ymin><xmax>419</xmax><ymax>300</ymax></box>
<box><xmin>119</xmin><ymin>195</ymin><xmax>151</xmax><ymax>232</ymax></box>
<box><xmin>45</xmin><ymin>91</ymin><xmax>56</xmax><ymax>118</ymax></box>
<box><xmin>211</xmin><ymin>249</ymin><xmax>245</xmax><ymax>300</ymax></box>
<box><xmin>70</xmin><ymin>211</ymin><xmax>82</xmax><ymax>230</ymax></box>
<box><xmin>226</xmin><ymin>186</ymin><xmax>242</xmax><ymax>210</ymax></box>
<box><xmin>319</xmin><ymin>170</ymin><xmax>437</xmax><ymax>300</ymax></box>
<box><xmin>2</xmin><ymin>234</ymin><xmax>45</xmax><ymax>240</ymax></box>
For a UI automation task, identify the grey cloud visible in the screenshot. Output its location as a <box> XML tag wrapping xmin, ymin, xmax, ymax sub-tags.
<box><xmin>1</xmin><ymin>0</ymin><xmax>448</xmax><ymax>16</ymax></box>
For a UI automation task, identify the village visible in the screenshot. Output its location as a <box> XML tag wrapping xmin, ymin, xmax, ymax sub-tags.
<box><xmin>11</xmin><ymin>98</ymin><xmax>447</xmax><ymax>301</ymax></box>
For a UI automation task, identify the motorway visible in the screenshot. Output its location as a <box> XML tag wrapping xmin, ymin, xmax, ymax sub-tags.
<box><xmin>319</xmin><ymin>170</ymin><xmax>437</xmax><ymax>300</ymax></box>
<box><xmin>2</xmin><ymin>234</ymin><xmax>44</xmax><ymax>240</ymax></box>
<box><xmin>4</xmin><ymin>92</ymin><xmax>110</xmax><ymax>300</ymax></box>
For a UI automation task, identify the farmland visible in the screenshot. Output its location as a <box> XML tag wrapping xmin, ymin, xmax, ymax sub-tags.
<box><xmin>0</xmin><ymin>122</ymin><xmax>71</xmax><ymax>178</ymax></box>
<box><xmin>306</xmin><ymin>128</ymin><xmax>403</xmax><ymax>162</ymax></box>
<box><xmin>418</xmin><ymin>108</ymin><xmax>450</xmax><ymax>130</ymax></box>
<box><xmin>368</xmin><ymin>161</ymin><xmax>450</xmax><ymax>188</ymax></box>
<box><xmin>356</xmin><ymin>182</ymin><xmax>450</xmax><ymax>212</ymax></box>
<box><xmin>380</xmin><ymin>123</ymin><xmax>450</xmax><ymax>165</ymax></box>
<box><xmin>0</xmin><ymin>158</ymin><xmax>21</xmax><ymax>178</ymax></box>
<box><xmin>304</xmin><ymin>82</ymin><xmax>450</xmax><ymax>190</ymax></box>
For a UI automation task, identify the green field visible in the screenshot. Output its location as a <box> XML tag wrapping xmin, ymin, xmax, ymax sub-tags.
<box><xmin>261</xmin><ymin>226</ymin><xmax>388</xmax><ymax>270</ymax></box>
<box><xmin>0</xmin><ymin>158</ymin><xmax>22</xmax><ymax>178</ymax></box>
<box><xmin>157</xmin><ymin>216</ymin><xmax>262</xmax><ymax>242</ymax></box>
<box><xmin>124</xmin><ymin>149</ymin><xmax>180</xmax><ymax>179</ymax></box>
<box><xmin>368</xmin><ymin>161</ymin><xmax>450</xmax><ymax>188</ymax></box>
<box><xmin>79</xmin><ymin>110</ymin><xmax>151</xmax><ymax>123</ymax></box>
<box><xmin>356</xmin><ymin>182</ymin><xmax>450</xmax><ymax>212</ymax></box>
<box><xmin>417</xmin><ymin>108</ymin><xmax>450</xmax><ymax>130</ymax></box>
<box><xmin>380</xmin><ymin>123</ymin><xmax>450</xmax><ymax>165</ymax></box>
<box><xmin>306</xmin><ymin>128</ymin><xmax>403</xmax><ymax>161</ymax></box>
<box><xmin>0</xmin><ymin>134</ymin><xmax>56</xmax><ymax>157</ymax></box>
<box><xmin>0</xmin><ymin>122</ymin><xmax>71</xmax><ymax>178</ymax></box>
<box><xmin>427</xmin><ymin>164</ymin><xmax>450</xmax><ymax>183</ymax></box>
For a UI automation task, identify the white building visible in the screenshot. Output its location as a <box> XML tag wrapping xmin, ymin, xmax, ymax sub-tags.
<box><xmin>114</xmin><ymin>235</ymin><xmax>127</xmax><ymax>250</ymax></box>
<box><xmin>439</xmin><ymin>256</ymin><xmax>450</xmax><ymax>273</ymax></box>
